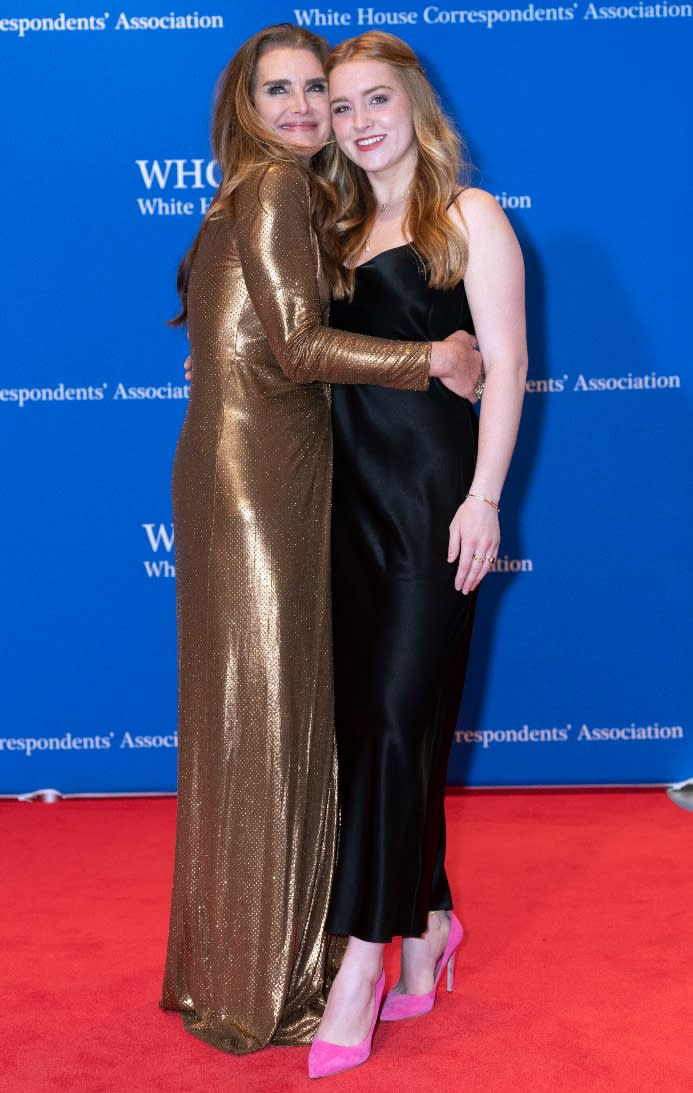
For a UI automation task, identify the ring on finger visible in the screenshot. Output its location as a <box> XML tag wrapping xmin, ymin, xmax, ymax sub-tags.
<box><xmin>472</xmin><ymin>553</ymin><xmax>484</xmax><ymax>564</ymax></box>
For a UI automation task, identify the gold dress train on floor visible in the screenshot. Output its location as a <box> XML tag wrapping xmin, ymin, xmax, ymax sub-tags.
<box><xmin>160</xmin><ymin>162</ymin><xmax>430</xmax><ymax>1054</ymax></box>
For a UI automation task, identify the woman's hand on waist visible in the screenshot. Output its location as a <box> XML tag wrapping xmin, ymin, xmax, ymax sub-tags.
<box><xmin>430</xmin><ymin>330</ymin><xmax>483</xmax><ymax>401</ymax></box>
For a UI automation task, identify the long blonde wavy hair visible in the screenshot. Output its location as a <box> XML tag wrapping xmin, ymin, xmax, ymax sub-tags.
<box><xmin>324</xmin><ymin>32</ymin><xmax>472</xmax><ymax>300</ymax></box>
<box><xmin>172</xmin><ymin>23</ymin><xmax>340</xmax><ymax>324</ymax></box>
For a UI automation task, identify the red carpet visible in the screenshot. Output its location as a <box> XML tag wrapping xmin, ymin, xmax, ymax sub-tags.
<box><xmin>2</xmin><ymin>791</ymin><xmax>691</xmax><ymax>1092</ymax></box>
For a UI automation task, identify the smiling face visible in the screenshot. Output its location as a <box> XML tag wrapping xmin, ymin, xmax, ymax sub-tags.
<box><xmin>329</xmin><ymin>59</ymin><xmax>417</xmax><ymax>177</ymax></box>
<box><xmin>252</xmin><ymin>47</ymin><xmax>331</xmax><ymax>158</ymax></box>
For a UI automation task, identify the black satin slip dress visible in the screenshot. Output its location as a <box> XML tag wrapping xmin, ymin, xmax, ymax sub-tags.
<box><xmin>326</xmin><ymin>244</ymin><xmax>478</xmax><ymax>943</ymax></box>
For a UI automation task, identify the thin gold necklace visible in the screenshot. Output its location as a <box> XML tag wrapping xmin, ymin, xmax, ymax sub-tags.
<box><xmin>364</xmin><ymin>190</ymin><xmax>410</xmax><ymax>252</ymax></box>
<box><xmin>376</xmin><ymin>190</ymin><xmax>409</xmax><ymax>214</ymax></box>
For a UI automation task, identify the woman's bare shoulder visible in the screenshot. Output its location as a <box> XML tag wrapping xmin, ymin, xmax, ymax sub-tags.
<box><xmin>451</xmin><ymin>186</ymin><xmax>504</xmax><ymax>225</ymax></box>
<box><xmin>450</xmin><ymin>187</ymin><xmax>521</xmax><ymax>257</ymax></box>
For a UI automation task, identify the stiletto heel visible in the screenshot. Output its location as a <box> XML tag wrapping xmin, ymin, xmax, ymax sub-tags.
<box><xmin>308</xmin><ymin>970</ymin><xmax>385</xmax><ymax>1079</ymax></box>
<box><xmin>380</xmin><ymin>911</ymin><xmax>463</xmax><ymax>1022</ymax></box>
<box><xmin>445</xmin><ymin>953</ymin><xmax>456</xmax><ymax>996</ymax></box>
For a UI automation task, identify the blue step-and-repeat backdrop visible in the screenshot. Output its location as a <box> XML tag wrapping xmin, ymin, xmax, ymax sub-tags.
<box><xmin>1</xmin><ymin>2</ymin><xmax>691</xmax><ymax>793</ymax></box>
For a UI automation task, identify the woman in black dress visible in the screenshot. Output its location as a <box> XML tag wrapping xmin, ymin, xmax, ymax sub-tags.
<box><xmin>309</xmin><ymin>33</ymin><xmax>527</xmax><ymax>1076</ymax></box>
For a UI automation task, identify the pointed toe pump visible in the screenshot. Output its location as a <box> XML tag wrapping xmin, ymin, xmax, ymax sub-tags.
<box><xmin>380</xmin><ymin>912</ymin><xmax>464</xmax><ymax>1022</ymax></box>
<box><xmin>308</xmin><ymin>970</ymin><xmax>385</xmax><ymax>1079</ymax></box>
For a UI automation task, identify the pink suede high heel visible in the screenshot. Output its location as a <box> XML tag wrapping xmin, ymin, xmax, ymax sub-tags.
<box><xmin>380</xmin><ymin>911</ymin><xmax>464</xmax><ymax>1021</ymax></box>
<box><xmin>308</xmin><ymin>969</ymin><xmax>385</xmax><ymax>1079</ymax></box>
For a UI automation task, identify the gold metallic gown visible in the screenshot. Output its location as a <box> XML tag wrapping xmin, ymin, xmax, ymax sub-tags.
<box><xmin>160</xmin><ymin>162</ymin><xmax>430</xmax><ymax>1054</ymax></box>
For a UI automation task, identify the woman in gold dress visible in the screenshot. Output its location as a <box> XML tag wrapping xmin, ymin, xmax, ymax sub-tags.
<box><xmin>160</xmin><ymin>24</ymin><xmax>479</xmax><ymax>1055</ymax></box>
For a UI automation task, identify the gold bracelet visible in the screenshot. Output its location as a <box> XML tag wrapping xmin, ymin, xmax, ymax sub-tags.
<box><xmin>466</xmin><ymin>492</ymin><xmax>500</xmax><ymax>512</ymax></box>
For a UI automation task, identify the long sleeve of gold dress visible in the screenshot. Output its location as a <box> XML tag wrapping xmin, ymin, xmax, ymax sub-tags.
<box><xmin>160</xmin><ymin>161</ymin><xmax>430</xmax><ymax>1054</ymax></box>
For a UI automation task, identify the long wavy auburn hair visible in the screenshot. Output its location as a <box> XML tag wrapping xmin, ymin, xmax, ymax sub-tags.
<box><xmin>171</xmin><ymin>24</ymin><xmax>340</xmax><ymax>325</ymax></box>
<box><xmin>324</xmin><ymin>32</ymin><xmax>472</xmax><ymax>300</ymax></box>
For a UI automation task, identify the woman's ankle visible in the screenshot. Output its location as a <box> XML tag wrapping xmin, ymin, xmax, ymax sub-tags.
<box><xmin>341</xmin><ymin>936</ymin><xmax>384</xmax><ymax>977</ymax></box>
